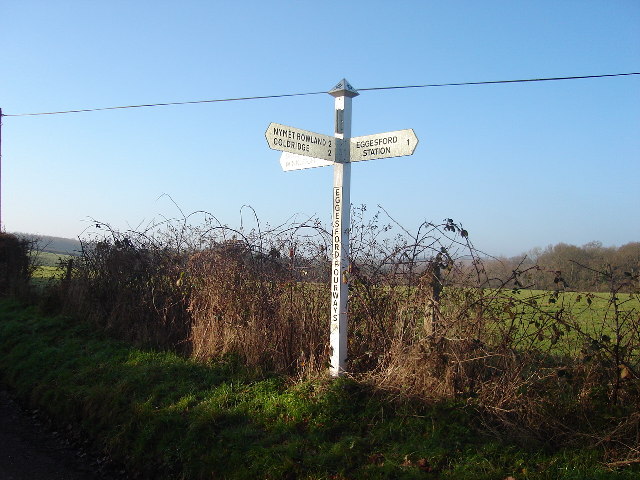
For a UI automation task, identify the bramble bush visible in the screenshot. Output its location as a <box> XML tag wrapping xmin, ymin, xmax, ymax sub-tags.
<box><xmin>45</xmin><ymin>207</ymin><xmax>640</xmax><ymax>464</ymax></box>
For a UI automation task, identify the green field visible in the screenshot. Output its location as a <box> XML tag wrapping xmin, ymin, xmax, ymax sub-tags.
<box><xmin>501</xmin><ymin>288</ymin><xmax>638</xmax><ymax>342</ymax></box>
<box><xmin>507</xmin><ymin>288</ymin><xmax>638</xmax><ymax>318</ymax></box>
<box><xmin>28</xmin><ymin>251</ymin><xmax>73</xmax><ymax>285</ymax></box>
<box><xmin>445</xmin><ymin>288</ymin><xmax>639</xmax><ymax>365</ymax></box>
<box><xmin>31</xmin><ymin>250</ymin><xmax>72</xmax><ymax>267</ymax></box>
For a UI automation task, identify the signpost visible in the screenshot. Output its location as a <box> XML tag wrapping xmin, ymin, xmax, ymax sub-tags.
<box><xmin>265</xmin><ymin>78</ymin><xmax>419</xmax><ymax>377</ymax></box>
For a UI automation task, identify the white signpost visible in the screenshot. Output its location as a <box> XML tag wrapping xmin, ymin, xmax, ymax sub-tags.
<box><xmin>265</xmin><ymin>78</ymin><xmax>419</xmax><ymax>377</ymax></box>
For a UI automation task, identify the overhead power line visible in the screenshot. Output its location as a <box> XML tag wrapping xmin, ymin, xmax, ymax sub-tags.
<box><xmin>2</xmin><ymin>91</ymin><xmax>328</xmax><ymax>117</ymax></box>
<box><xmin>2</xmin><ymin>72</ymin><xmax>638</xmax><ymax>117</ymax></box>
<box><xmin>358</xmin><ymin>72</ymin><xmax>640</xmax><ymax>92</ymax></box>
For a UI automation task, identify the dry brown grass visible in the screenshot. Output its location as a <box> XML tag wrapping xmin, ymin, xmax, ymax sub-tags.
<box><xmin>187</xmin><ymin>242</ymin><xmax>329</xmax><ymax>374</ymax></box>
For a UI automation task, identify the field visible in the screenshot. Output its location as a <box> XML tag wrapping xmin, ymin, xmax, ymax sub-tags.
<box><xmin>507</xmin><ymin>288</ymin><xmax>638</xmax><ymax>322</ymax></box>
<box><xmin>29</xmin><ymin>251</ymin><xmax>71</xmax><ymax>279</ymax></box>
<box><xmin>31</xmin><ymin>250</ymin><xmax>72</xmax><ymax>267</ymax></box>
<box><xmin>496</xmin><ymin>288</ymin><xmax>639</xmax><ymax>352</ymax></box>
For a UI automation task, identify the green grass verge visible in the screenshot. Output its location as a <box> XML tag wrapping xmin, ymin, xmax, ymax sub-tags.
<box><xmin>0</xmin><ymin>298</ymin><xmax>636</xmax><ymax>480</ymax></box>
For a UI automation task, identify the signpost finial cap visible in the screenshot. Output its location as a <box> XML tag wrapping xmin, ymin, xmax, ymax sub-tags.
<box><xmin>329</xmin><ymin>78</ymin><xmax>359</xmax><ymax>98</ymax></box>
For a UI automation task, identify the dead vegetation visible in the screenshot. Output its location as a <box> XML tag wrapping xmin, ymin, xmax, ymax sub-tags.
<box><xmin>34</xmin><ymin>207</ymin><xmax>640</xmax><ymax>464</ymax></box>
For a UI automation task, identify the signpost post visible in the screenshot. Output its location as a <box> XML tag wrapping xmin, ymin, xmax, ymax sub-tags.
<box><xmin>265</xmin><ymin>78</ymin><xmax>419</xmax><ymax>377</ymax></box>
<box><xmin>327</xmin><ymin>79</ymin><xmax>358</xmax><ymax>377</ymax></box>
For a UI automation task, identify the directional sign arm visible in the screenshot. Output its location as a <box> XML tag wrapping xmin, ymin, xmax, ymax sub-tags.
<box><xmin>265</xmin><ymin>122</ymin><xmax>336</xmax><ymax>162</ymax></box>
<box><xmin>350</xmin><ymin>129</ymin><xmax>418</xmax><ymax>162</ymax></box>
<box><xmin>279</xmin><ymin>152</ymin><xmax>334</xmax><ymax>171</ymax></box>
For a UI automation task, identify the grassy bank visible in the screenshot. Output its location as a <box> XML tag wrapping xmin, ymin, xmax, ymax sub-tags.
<box><xmin>0</xmin><ymin>298</ymin><xmax>636</xmax><ymax>479</ymax></box>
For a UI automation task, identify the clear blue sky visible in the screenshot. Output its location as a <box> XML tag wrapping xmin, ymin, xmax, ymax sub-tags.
<box><xmin>1</xmin><ymin>1</ymin><xmax>638</xmax><ymax>257</ymax></box>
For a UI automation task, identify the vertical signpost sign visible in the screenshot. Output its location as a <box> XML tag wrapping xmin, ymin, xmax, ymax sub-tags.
<box><xmin>265</xmin><ymin>78</ymin><xmax>418</xmax><ymax>377</ymax></box>
<box><xmin>327</xmin><ymin>80</ymin><xmax>357</xmax><ymax>377</ymax></box>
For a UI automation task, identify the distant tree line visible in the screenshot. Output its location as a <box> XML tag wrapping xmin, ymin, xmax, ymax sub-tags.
<box><xmin>14</xmin><ymin>233</ymin><xmax>82</xmax><ymax>256</ymax></box>
<box><xmin>482</xmin><ymin>241</ymin><xmax>640</xmax><ymax>292</ymax></box>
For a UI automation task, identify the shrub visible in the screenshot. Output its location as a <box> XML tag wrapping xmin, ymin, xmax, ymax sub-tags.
<box><xmin>63</xmin><ymin>232</ymin><xmax>192</xmax><ymax>352</ymax></box>
<box><xmin>0</xmin><ymin>232</ymin><xmax>31</xmax><ymax>297</ymax></box>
